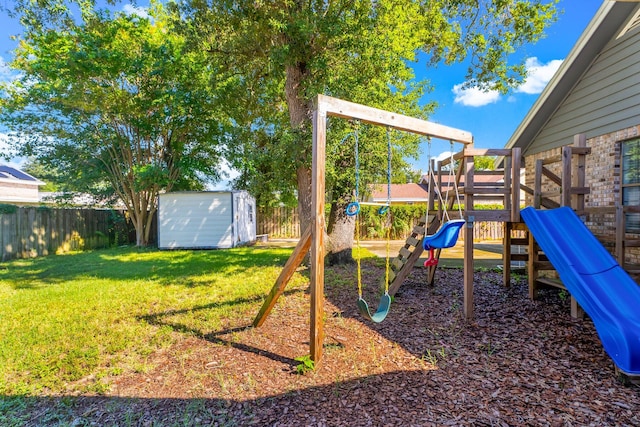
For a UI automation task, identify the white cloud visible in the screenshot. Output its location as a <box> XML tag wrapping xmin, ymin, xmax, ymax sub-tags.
<box><xmin>122</xmin><ymin>4</ymin><xmax>150</xmax><ymax>19</ymax></box>
<box><xmin>516</xmin><ymin>57</ymin><xmax>563</xmax><ymax>95</ymax></box>
<box><xmin>0</xmin><ymin>56</ymin><xmax>19</xmax><ymax>84</ymax></box>
<box><xmin>452</xmin><ymin>83</ymin><xmax>500</xmax><ymax>107</ymax></box>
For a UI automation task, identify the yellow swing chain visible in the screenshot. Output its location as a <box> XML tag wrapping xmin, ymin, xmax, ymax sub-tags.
<box><xmin>384</xmin><ymin>213</ymin><xmax>391</xmax><ymax>293</ymax></box>
<box><xmin>355</xmin><ymin>126</ymin><xmax>392</xmax><ymax>299</ymax></box>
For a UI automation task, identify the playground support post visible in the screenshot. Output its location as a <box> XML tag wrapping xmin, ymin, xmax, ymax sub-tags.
<box><xmin>310</xmin><ymin>105</ymin><xmax>327</xmax><ymax>363</ymax></box>
<box><xmin>254</xmin><ymin>94</ymin><xmax>473</xmax><ymax>364</ymax></box>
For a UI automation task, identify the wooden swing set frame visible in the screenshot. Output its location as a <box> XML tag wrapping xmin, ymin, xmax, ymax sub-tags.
<box><xmin>252</xmin><ymin>94</ymin><xmax>474</xmax><ymax>363</ymax></box>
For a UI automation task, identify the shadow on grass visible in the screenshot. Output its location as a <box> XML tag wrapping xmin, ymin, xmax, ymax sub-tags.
<box><xmin>138</xmin><ymin>288</ymin><xmax>306</xmax><ymax>368</ymax></box>
<box><xmin>1</xmin><ymin>246</ymin><xmax>295</xmax><ymax>290</ymax></box>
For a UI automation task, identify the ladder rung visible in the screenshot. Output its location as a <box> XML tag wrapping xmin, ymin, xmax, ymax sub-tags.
<box><xmin>509</xmin><ymin>238</ymin><xmax>529</xmax><ymax>246</ymax></box>
<box><xmin>406</xmin><ymin>236</ymin><xmax>420</xmax><ymax>247</ymax></box>
<box><xmin>534</xmin><ymin>261</ymin><xmax>554</xmax><ymax>270</ymax></box>
<box><xmin>392</xmin><ymin>258</ymin><xmax>405</xmax><ymax>270</ymax></box>
<box><xmin>399</xmin><ymin>247</ymin><xmax>412</xmax><ymax>259</ymax></box>
<box><xmin>412</xmin><ymin>225</ymin><xmax>425</xmax><ymax>235</ymax></box>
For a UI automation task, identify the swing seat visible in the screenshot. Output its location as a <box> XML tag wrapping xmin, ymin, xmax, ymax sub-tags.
<box><xmin>423</xmin><ymin>219</ymin><xmax>465</xmax><ymax>250</ymax></box>
<box><xmin>357</xmin><ymin>293</ymin><xmax>391</xmax><ymax>323</ymax></box>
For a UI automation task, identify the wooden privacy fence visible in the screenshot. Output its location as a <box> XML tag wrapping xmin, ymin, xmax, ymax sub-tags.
<box><xmin>257</xmin><ymin>206</ymin><xmax>508</xmax><ymax>241</ymax></box>
<box><xmin>257</xmin><ymin>207</ymin><xmax>301</xmax><ymax>238</ymax></box>
<box><xmin>0</xmin><ymin>207</ymin><xmax>133</xmax><ymax>261</ymax></box>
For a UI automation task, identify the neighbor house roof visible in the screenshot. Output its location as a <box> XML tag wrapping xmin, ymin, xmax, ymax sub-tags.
<box><xmin>505</xmin><ymin>1</ymin><xmax>639</xmax><ymax>151</ymax></box>
<box><xmin>0</xmin><ymin>165</ymin><xmax>44</xmax><ymax>186</ymax></box>
<box><xmin>418</xmin><ymin>173</ymin><xmax>504</xmax><ymax>186</ymax></box>
<box><xmin>0</xmin><ymin>165</ymin><xmax>45</xmax><ymax>204</ymax></box>
<box><xmin>368</xmin><ymin>183</ymin><xmax>429</xmax><ymax>203</ymax></box>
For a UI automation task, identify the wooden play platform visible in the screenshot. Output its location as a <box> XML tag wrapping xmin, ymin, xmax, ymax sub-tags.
<box><xmin>252</xmin><ymin>95</ymin><xmax>639</xmax><ymax>364</ymax></box>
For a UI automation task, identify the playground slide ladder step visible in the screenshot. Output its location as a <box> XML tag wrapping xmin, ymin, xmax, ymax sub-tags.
<box><xmin>399</xmin><ymin>247</ymin><xmax>412</xmax><ymax>260</ymax></box>
<box><xmin>386</xmin><ymin>215</ymin><xmax>441</xmax><ymax>296</ymax></box>
<box><xmin>405</xmin><ymin>236</ymin><xmax>421</xmax><ymax>247</ymax></box>
<box><xmin>412</xmin><ymin>225</ymin><xmax>426</xmax><ymax>235</ymax></box>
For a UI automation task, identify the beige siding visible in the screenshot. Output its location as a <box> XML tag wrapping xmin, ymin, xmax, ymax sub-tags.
<box><xmin>526</xmin><ymin>28</ymin><xmax>640</xmax><ymax>156</ymax></box>
<box><xmin>0</xmin><ymin>182</ymin><xmax>40</xmax><ymax>203</ymax></box>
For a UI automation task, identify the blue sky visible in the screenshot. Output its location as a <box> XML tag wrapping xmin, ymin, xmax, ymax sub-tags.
<box><xmin>419</xmin><ymin>0</ymin><xmax>603</xmax><ymax>166</ymax></box>
<box><xmin>0</xmin><ymin>0</ymin><xmax>603</xmax><ymax>176</ymax></box>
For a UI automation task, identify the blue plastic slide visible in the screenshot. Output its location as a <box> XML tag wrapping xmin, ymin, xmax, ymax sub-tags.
<box><xmin>521</xmin><ymin>206</ymin><xmax>640</xmax><ymax>376</ymax></box>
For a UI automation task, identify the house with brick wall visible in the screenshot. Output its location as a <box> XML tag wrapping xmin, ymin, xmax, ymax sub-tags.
<box><xmin>505</xmin><ymin>1</ymin><xmax>640</xmax><ymax>269</ymax></box>
<box><xmin>0</xmin><ymin>165</ymin><xmax>44</xmax><ymax>204</ymax></box>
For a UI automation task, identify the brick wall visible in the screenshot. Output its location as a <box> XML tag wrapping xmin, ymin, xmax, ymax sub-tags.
<box><xmin>525</xmin><ymin>125</ymin><xmax>640</xmax><ymax>265</ymax></box>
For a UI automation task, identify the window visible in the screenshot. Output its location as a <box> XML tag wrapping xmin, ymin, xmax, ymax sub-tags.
<box><xmin>622</xmin><ymin>139</ymin><xmax>640</xmax><ymax>232</ymax></box>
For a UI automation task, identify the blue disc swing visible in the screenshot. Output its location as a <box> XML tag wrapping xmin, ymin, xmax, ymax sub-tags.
<box><xmin>346</xmin><ymin>126</ymin><xmax>393</xmax><ymax>323</ymax></box>
<box><xmin>423</xmin><ymin>140</ymin><xmax>465</xmax><ymax>267</ymax></box>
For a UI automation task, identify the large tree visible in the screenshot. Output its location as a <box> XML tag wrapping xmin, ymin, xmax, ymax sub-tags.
<box><xmin>0</xmin><ymin>3</ymin><xmax>236</xmax><ymax>246</ymax></box>
<box><xmin>180</xmin><ymin>0</ymin><xmax>557</xmax><ymax>261</ymax></box>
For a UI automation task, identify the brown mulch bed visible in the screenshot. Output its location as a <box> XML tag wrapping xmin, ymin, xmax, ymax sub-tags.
<box><xmin>16</xmin><ymin>263</ymin><xmax>640</xmax><ymax>426</ymax></box>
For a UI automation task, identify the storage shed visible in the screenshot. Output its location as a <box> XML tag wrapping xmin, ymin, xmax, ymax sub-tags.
<box><xmin>158</xmin><ymin>191</ymin><xmax>256</xmax><ymax>249</ymax></box>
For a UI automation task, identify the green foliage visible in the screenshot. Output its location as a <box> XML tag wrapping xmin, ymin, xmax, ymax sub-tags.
<box><xmin>3</xmin><ymin>0</ymin><xmax>558</xmax><ymax>246</ymax></box>
<box><xmin>1</xmin><ymin>3</ymin><xmax>235</xmax><ymax>245</ymax></box>
<box><xmin>475</xmin><ymin>156</ymin><xmax>497</xmax><ymax>171</ymax></box>
<box><xmin>294</xmin><ymin>355</ymin><xmax>316</xmax><ymax>375</ymax></box>
<box><xmin>184</xmin><ymin>0</ymin><xmax>557</xmax><ymax>245</ymax></box>
<box><xmin>20</xmin><ymin>158</ymin><xmax>59</xmax><ymax>192</ymax></box>
<box><xmin>358</xmin><ymin>204</ymin><xmax>425</xmax><ymax>240</ymax></box>
<box><xmin>0</xmin><ymin>204</ymin><xmax>18</xmax><ymax>214</ymax></box>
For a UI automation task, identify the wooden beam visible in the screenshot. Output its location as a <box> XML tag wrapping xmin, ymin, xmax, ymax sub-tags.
<box><xmin>316</xmin><ymin>94</ymin><xmax>473</xmax><ymax>144</ymax></box>
<box><xmin>503</xmin><ymin>222</ymin><xmax>512</xmax><ymax>286</ymax></box>
<box><xmin>463</xmin><ymin>219</ymin><xmax>474</xmax><ymax>319</ymax></box>
<box><xmin>570</xmin><ymin>146</ymin><xmax>591</xmax><ymax>155</ymax></box>
<box><xmin>569</xmin><ymin>187</ymin><xmax>590</xmax><ymax>195</ymax></box>
<box><xmin>462</xmin><ymin>187</ymin><xmax>510</xmax><ymax>195</ymax></box>
<box><xmin>562</xmin><ymin>146</ymin><xmax>572</xmax><ymax>207</ymax></box>
<box><xmin>464</xmin><ymin>210</ymin><xmax>512</xmax><ymax>222</ymax></box>
<box><xmin>528</xmin><ymin>231</ymin><xmax>539</xmax><ymax>300</ymax></box>
<box><xmin>310</xmin><ymin>106</ymin><xmax>327</xmax><ymax>363</ymax></box>
<box><xmin>464</xmin><ymin>148</ymin><xmax>513</xmax><ymax>157</ymax></box>
<box><xmin>534</xmin><ymin>159</ymin><xmax>543</xmax><ymax>209</ymax></box>
<box><xmin>541</xmin><ymin>167</ymin><xmax>562</xmax><ymax>186</ymax></box>
<box><xmin>504</xmin><ymin>153</ymin><xmax>512</xmax><ymax>216</ymax></box>
<box><xmin>511</xmin><ymin>148</ymin><xmax>522</xmax><ymax>223</ymax></box>
<box><xmin>520</xmin><ymin>183</ymin><xmax>534</xmax><ymax>196</ymax></box>
<box><xmin>463</xmin><ymin>153</ymin><xmax>475</xmax><ymax>319</ymax></box>
<box><xmin>253</xmin><ymin>227</ymin><xmax>312</xmax><ymax>327</ymax></box>
<box><xmin>541</xmin><ymin>154</ymin><xmax>563</xmax><ymax>165</ymax></box>
<box><xmin>572</xmin><ymin>135</ymin><xmax>588</xmax><ymax>213</ymax></box>
<box><xmin>616</xmin><ymin>204</ymin><xmax>625</xmax><ymax>264</ymax></box>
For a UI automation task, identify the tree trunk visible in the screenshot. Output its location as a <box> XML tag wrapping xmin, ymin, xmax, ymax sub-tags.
<box><xmin>134</xmin><ymin>212</ymin><xmax>144</xmax><ymax>247</ymax></box>
<box><xmin>129</xmin><ymin>203</ymin><xmax>150</xmax><ymax>247</ymax></box>
<box><xmin>326</xmin><ymin>198</ymin><xmax>356</xmax><ymax>265</ymax></box>
<box><xmin>285</xmin><ymin>63</ymin><xmax>314</xmax><ymax>236</ymax></box>
<box><xmin>296</xmin><ymin>165</ymin><xmax>313</xmax><ymax>236</ymax></box>
<box><xmin>284</xmin><ymin>62</ymin><xmax>356</xmax><ymax>263</ymax></box>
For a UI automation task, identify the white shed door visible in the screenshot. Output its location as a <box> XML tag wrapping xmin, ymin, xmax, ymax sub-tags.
<box><xmin>159</xmin><ymin>193</ymin><xmax>233</xmax><ymax>249</ymax></box>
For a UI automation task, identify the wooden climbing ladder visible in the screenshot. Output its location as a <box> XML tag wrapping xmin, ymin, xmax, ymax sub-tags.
<box><xmin>388</xmin><ymin>214</ymin><xmax>440</xmax><ymax>296</ymax></box>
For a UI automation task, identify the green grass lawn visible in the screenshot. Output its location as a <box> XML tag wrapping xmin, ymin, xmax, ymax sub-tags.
<box><xmin>0</xmin><ymin>245</ymin><xmax>309</xmax><ymax>396</ymax></box>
